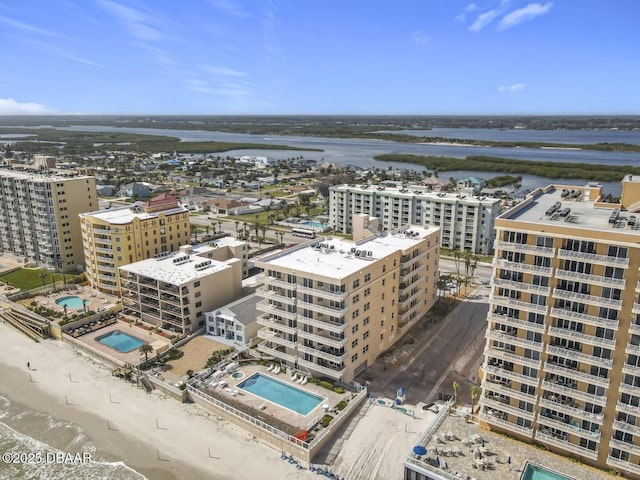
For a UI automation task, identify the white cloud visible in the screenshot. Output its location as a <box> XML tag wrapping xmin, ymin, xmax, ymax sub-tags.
<box><xmin>498</xmin><ymin>83</ymin><xmax>526</xmax><ymax>93</ymax></box>
<box><xmin>469</xmin><ymin>9</ymin><xmax>500</xmax><ymax>32</ymax></box>
<box><xmin>207</xmin><ymin>0</ymin><xmax>247</xmax><ymax>17</ymax></box>
<box><xmin>98</xmin><ymin>0</ymin><xmax>162</xmax><ymax>41</ymax></box>
<box><xmin>455</xmin><ymin>3</ymin><xmax>478</xmax><ymax>22</ymax></box>
<box><xmin>411</xmin><ymin>30</ymin><xmax>430</xmax><ymax>45</ymax></box>
<box><xmin>498</xmin><ymin>2</ymin><xmax>553</xmax><ymax>30</ymax></box>
<box><xmin>0</xmin><ymin>98</ymin><xmax>53</xmax><ymax>115</ymax></box>
<box><xmin>203</xmin><ymin>66</ymin><xmax>247</xmax><ymax>77</ymax></box>
<box><xmin>0</xmin><ymin>15</ymin><xmax>67</xmax><ymax>39</ymax></box>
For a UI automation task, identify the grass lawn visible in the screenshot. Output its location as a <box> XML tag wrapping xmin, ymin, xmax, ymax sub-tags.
<box><xmin>0</xmin><ymin>268</ymin><xmax>79</xmax><ymax>290</ymax></box>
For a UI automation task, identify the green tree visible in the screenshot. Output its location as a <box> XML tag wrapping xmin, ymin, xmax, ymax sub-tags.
<box><xmin>471</xmin><ymin>385</ymin><xmax>479</xmax><ymax>413</ymax></box>
<box><xmin>140</xmin><ymin>342</ymin><xmax>153</xmax><ymax>362</ymax></box>
<box><xmin>453</xmin><ymin>381</ymin><xmax>460</xmax><ymax>404</ymax></box>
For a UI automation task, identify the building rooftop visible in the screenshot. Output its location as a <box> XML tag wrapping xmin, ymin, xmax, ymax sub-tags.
<box><xmin>0</xmin><ymin>168</ymin><xmax>93</xmax><ymax>182</ymax></box>
<box><xmin>258</xmin><ymin>225</ymin><xmax>439</xmax><ymax>279</ymax></box>
<box><xmin>81</xmin><ymin>204</ymin><xmax>188</xmax><ymax>224</ymax></box>
<box><xmin>503</xmin><ymin>185</ymin><xmax>640</xmax><ymax>234</ymax></box>
<box><xmin>214</xmin><ymin>293</ymin><xmax>260</xmax><ymax>326</ymax></box>
<box><xmin>331</xmin><ymin>183</ymin><xmax>500</xmax><ymax>205</ymax></box>
<box><xmin>119</xmin><ymin>249</ymin><xmax>233</xmax><ymax>285</ymax></box>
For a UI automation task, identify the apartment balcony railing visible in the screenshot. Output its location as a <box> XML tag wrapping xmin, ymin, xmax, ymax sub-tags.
<box><xmin>296</xmin><ymin>300</ymin><xmax>348</xmax><ymax>317</ymax></box>
<box><xmin>481</xmin><ymin>397</ymin><xmax>536</xmax><ymax>421</ymax></box>
<box><xmin>256</xmin><ymin>301</ymin><xmax>297</xmax><ymax>321</ymax></box>
<box><xmin>401</xmin><ymin>264</ymin><xmax>426</xmax><ymax>282</ymax></box>
<box><xmin>616</xmin><ymin>400</ymin><xmax>640</xmax><ymax>417</ymax></box>
<box><xmin>399</xmin><ymin>290</ymin><xmax>423</xmax><ymax>310</ymax></box>
<box><xmin>614</xmin><ymin>420</ymin><xmax>640</xmax><ymax>438</ymax></box>
<box><xmin>486</xmin><ymin>347</ymin><xmax>542</xmax><ymax>369</ymax></box>
<box><xmin>257</xmin><ymin>343</ymin><xmax>297</xmax><ymax>363</ymax></box>
<box><xmin>297</xmin><ymin>358</ymin><xmax>345</xmax><ymax>381</ymax></box>
<box><xmin>534</xmin><ymin>431</ymin><xmax>599</xmax><ymax>461</ymax></box>
<box><xmin>492</xmin><ymin>278</ymin><xmax>551</xmax><ymax>296</ymax></box>
<box><xmin>487</xmin><ymin>330</ymin><xmax>544</xmax><ymax>352</ymax></box>
<box><xmin>609</xmin><ymin>438</ymin><xmax>640</xmax><ymax>457</ymax></box>
<box><xmin>630</xmin><ymin>323</ymin><xmax>640</xmax><ymax>335</ymax></box>
<box><xmin>479</xmin><ymin>413</ymin><xmax>533</xmax><ymax>437</ymax></box>
<box><xmin>548</xmin><ymin>326</ymin><xmax>616</xmax><ymax>349</ymax></box>
<box><xmin>264</xmin><ymin>277</ymin><xmax>297</xmax><ymax>290</ymax></box>
<box><xmin>296</xmin><ymin>284</ymin><xmax>348</xmax><ymax>302</ymax></box>
<box><xmin>493</xmin><ymin>258</ymin><xmax>552</xmax><ymax>277</ymax></box>
<box><xmin>490</xmin><ymin>295</ymin><xmax>548</xmax><ymax>315</ymax></box>
<box><xmin>257</xmin><ymin>329</ymin><xmax>297</xmax><ymax>349</ymax></box>
<box><xmin>96</xmin><ymin>264</ymin><xmax>115</xmax><ymax>273</ymax></box>
<box><xmin>619</xmin><ymin>383</ymin><xmax>640</xmax><ymax>396</ymax></box>
<box><xmin>550</xmin><ymin>307</ymin><xmax>619</xmax><ymax>330</ymax></box>
<box><xmin>482</xmin><ymin>380</ymin><xmax>537</xmax><ymax>404</ymax></box>
<box><xmin>94</xmin><ymin>246</ymin><xmax>112</xmax><ymax>254</ymax></box>
<box><xmin>297</xmin><ymin>344</ymin><xmax>346</xmax><ymax>364</ymax></box>
<box><xmin>297</xmin><ymin>314</ymin><xmax>347</xmax><ymax>334</ymax></box>
<box><xmin>541</xmin><ymin>380</ymin><xmax>607</xmax><ymax>406</ymax></box>
<box><xmin>557</xmin><ymin>248</ymin><xmax>629</xmax><ymax>268</ymax></box>
<box><xmin>98</xmin><ymin>274</ymin><xmax>116</xmax><ymax>283</ymax></box>
<box><xmin>487</xmin><ymin>313</ymin><xmax>546</xmax><ymax>334</ymax></box>
<box><xmin>256</xmin><ymin>315</ymin><xmax>298</xmax><ymax>335</ymax></box>
<box><xmin>539</xmin><ymin>397</ymin><xmax>604</xmax><ymax>424</ymax></box>
<box><xmin>622</xmin><ymin>363</ymin><xmax>640</xmax><ymax>377</ymax></box>
<box><xmin>543</xmin><ymin>361</ymin><xmax>610</xmax><ymax>388</ymax></box>
<box><xmin>92</xmin><ymin>227</ymin><xmax>111</xmax><ymax>235</ymax></box>
<box><xmin>297</xmin><ymin>330</ymin><xmax>346</xmax><ymax>349</ymax></box>
<box><xmin>160</xmin><ymin>302</ymin><xmax>181</xmax><ymax>315</ymax></box>
<box><xmin>555</xmin><ymin>268</ymin><xmax>626</xmax><ymax>288</ymax></box>
<box><xmin>256</xmin><ymin>288</ymin><xmax>297</xmax><ymax>306</ymax></box>
<box><xmin>94</xmin><ymin>237</ymin><xmax>112</xmax><ymax>245</ymax></box>
<box><xmin>625</xmin><ymin>344</ymin><xmax>640</xmax><ymax>356</ymax></box>
<box><xmin>537</xmin><ymin>416</ymin><xmax>599</xmax><ymax>443</ymax></box>
<box><xmin>160</xmin><ymin>293</ymin><xmax>181</xmax><ymax>305</ymax></box>
<box><xmin>607</xmin><ymin>455</ymin><xmax>640</xmax><ymax>476</ymax></box>
<box><xmin>495</xmin><ymin>241</ymin><xmax>555</xmax><ymax>257</ymax></box>
<box><xmin>483</xmin><ymin>364</ymin><xmax>539</xmax><ymax>387</ymax></box>
<box><xmin>546</xmin><ymin>344</ymin><xmax>613</xmax><ymax>369</ymax></box>
<box><xmin>552</xmin><ymin>288</ymin><xmax>622</xmax><ymax>310</ymax></box>
<box><xmin>632</xmin><ymin>303</ymin><xmax>640</xmax><ymax>315</ymax></box>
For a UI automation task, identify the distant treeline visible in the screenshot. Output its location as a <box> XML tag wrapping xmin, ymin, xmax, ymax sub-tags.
<box><xmin>485</xmin><ymin>175</ymin><xmax>522</xmax><ymax>188</ymax></box>
<box><xmin>373</xmin><ymin>154</ymin><xmax>640</xmax><ymax>182</ymax></box>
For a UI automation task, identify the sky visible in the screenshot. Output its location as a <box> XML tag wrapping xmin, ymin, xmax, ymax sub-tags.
<box><xmin>0</xmin><ymin>0</ymin><xmax>639</xmax><ymax>115</ymax></box>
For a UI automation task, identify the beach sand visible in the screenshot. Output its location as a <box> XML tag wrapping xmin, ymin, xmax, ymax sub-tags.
<box><xmin>0</xmin><ymin>323</ymin><xmax>312</xmax><ymax>480</ymax></box>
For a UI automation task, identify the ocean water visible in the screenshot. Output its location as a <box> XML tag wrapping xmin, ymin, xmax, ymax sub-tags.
<box><xmin>0</xmin><ymin>395</ymin><xmax>146</xmax><ymax>480</ymax></box>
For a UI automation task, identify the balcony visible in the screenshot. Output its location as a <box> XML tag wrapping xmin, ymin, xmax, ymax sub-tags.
<box><xmin>490</xmin><ymin>296</ymin><xmax>548</xmax><ymax>315</ymax></box>
<box><xmin>632</xmin><ymin>303</ymin><xmax>640</xmax><ymax>315</ymax></box>
<box><xmin>482</xmin><ymin>380</ymin><xmax>537</xmax><ymax>404</ymax></box>
<box><xmin>548</xmin><ymin>326</ymin><xmax>616</xmax><ymax>349</ymax></box>
<box><xmin>297</xmin><ymin>330</ymin><xmax>346</xmax><ymax>349</ymax></box>
<box><xmin>256</xmin><ymin>301</ymin><xmax>297</xmax><ymax>321</ymax></box>
<box><xmin>619</xmin><ymin>383</ymin><xmax>640</xmax><ymax>396</ymax></box>
<box><xmin>488</xmin><ymin>330</ymin><xmax>544</xmax><ymax>351</ymax></box>
<box><xmin>257</xmin><ymin>288</ymin><xmax>297</xmax><ymax>306</ymax></box>
<box><xmin>542</xmin><ymin>380</ymin><xmax>606</xmax><ymax>406</ymax></box>
<box><xmin>492</xmin><ymin>278</ymin><xmax>551</xmax><ymax>296</ymax></box>
<box><xmin>544</xmin><ymin>361</ymin><xmax>610</xmax><ymax>388</ymax></box>
<box><xmin>555</xmin><ymin>269</ymin><xmax>626</xmax><ymax>288</ymax></box>
<box><xmin>493</xmin><ymin>258</ymin><xmax>552</xmax><ymax>276</ymax></box>
<box><xmin>486</xmin><ymin>347</ymin><xmax>541</xmax><ymax>369</ymax></box>
<box><xmin>160</xmin><ymin>293</ymin><xmax>181</xmax><ymax>305</ymax></box>
<box><xmin>159</xmin><ymin>283</ymin><xmax>179</xmax><ymax>294</ymax></box>
<box><xmin>622</xmin><ymin>363</ymin><xmax>640</xmax><ymax>377</ymax></box>
<box><xmin>94</xmin><ymin>246</ymin><xmax>112</xmax><ymax>254</ymax></box>
<box><xmin>538</xmin><ymin>414</ymin><xmax>601</xmax><ymax>441</ymax></box>
<box><xmin>257</xmin><ymin>329</ymin><xmax>297</xmax><ymax>349</ymax></box>
<box><xmin>256</xmin><ymin>314</ymin><xmax>298</xmax><ymax>335</ymax></box>
<box><xmin>495</xmin><ymin>240</ymin><xmax>555</xmax><ymax>257</ymax></box>
<box><xmin>534</xmin><ymin>431</ymin><xmax>599</xmax><ymax>461</ymax></box>
<box><xmin>550</xmin><ymin>307</ymin><xmax>619</xmax><ymax>329</ymax></box>
<box><xmin>614</xmin><ymin>420</ymin><xmax>640</xmax><ymax>437</ymax></box>
<box><xmin>539</xmin><ymin>397</ymin><xmax>604</xmax><ymax>423</ymax></box>
<box><xmin>557</xmin><ymin>248</ymin><xmax>629</xmax><ymax>268</ymax></box>
<box><xmin>296</xmin><ymin>284</ymin><xmax>348</xmax><ymax>302</ymax></box>
<box><xmin>482</xmin><ymin>397</ymin><xmax>535</xmax><ymax>421</ymax></box>
<box><xmin>257</xmin><ymin>343</ymin><xmax>297</xmax><ymax>363</ymax></box>
<box><xmin>479</xmin><ymin>413</ymin><xmax>533</xmax><ymax>437</ymax></box>
<box><xmin>607</xmin><ymin>455</ymin><xmax>640</xmax><ymax>476</ymax></box>
<box><xmin>94</xmin><ymin>237</ymin><xmax>112</xmax><ymax>245</ymax></box>
<box><xmin>96</xmin><ymin>264</ymin><xmax>115</xmax><ymax>274</ymax></box>
<box><xmin>401</xmin><ymin>264</ymin><xmax>426</xmax><ymax>282</ymax></box>
<box><xmin>297</xmin><ymin>314</ymin><xmax>347</xmax><ymax>334</ymax></box>
<box><xmin>399</xmin><ymin>290</ymin><xmax>423</xmax><ymax>310</ymax></box>
<box><xmin>296</xmin><ymin>300</ymin><xmax>348</xmax><ymax>317</ymax></box>
<box><xmin>98</xmin><ymin>274</ymin><xmax>116</xmax><ymax>282</ymax></box>
<box><xmin>264</xmin><ymin>277</ymin><xmax>297</xmax><ymax>290</ymax></box>
<box><xmin>617</xmin><ymin>400</ymin><xmax>640</xmax><ymax>417</ymax></box>
<box><xmin>625</xmin><ymin>343</ymin><xmax>640</xmax><ymax>356</ymax></box>
<box><xmin>92</xmin><ymin>227</ymin><xmax>111</xmax><ymax>235</ymax></box>
<box><xmin>297</xmin><ymin>344</ymin><xmax>346</xmax><ymax>364</ymax></box>
<box><xmin>552</xmin><ymin>288</ymin><xmax>622</xmax><ymax>310</ymax></box>
<box><xmin>487</xmin><ymin>313</ymin><xmax>546</xmax><ymax>334</ymax></box>
<box><xmin>609</xmin><ymin>438</ymin><xmax>640</xmax><ymax>457</ymax></box>
<box><xmin>483</xmin><ymin>364</ymin><xmax>539</xmax><ymax>387</ymax></box>
<box><xmin>297</xmin><ymin>358</ymin><xmax>345</xmax><ymax>381</ymax></box>
<box><xmin>546</xmin><ymin>344</ymin><xmax>613</xmax><ymax>369</ymax></box>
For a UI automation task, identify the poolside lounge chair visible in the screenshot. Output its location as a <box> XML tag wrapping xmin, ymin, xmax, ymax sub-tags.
<box><xmin>267</xmin><ymin>364</ymin><xmax>274</xmax><ymax>372</ymax></box>
<box><xmin>300</xmin><ymin>377</ymin><xmax>308</xmax><ymax>385</ymax></box>
<box><xmin>274</xmin><ymin>366</ymin><xmax>281</xmax><ymax>374</ymax></box>
<box><xmin>291</xmin><ymin>373</ymin><xmax>298</xmax><ymax>381</ymax></box>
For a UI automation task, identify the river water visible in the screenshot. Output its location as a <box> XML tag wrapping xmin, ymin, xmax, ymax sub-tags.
<box><xmin>16</xmin><ymin>125</ymin><xmax>640</xmax><ymax>195</ymax></box>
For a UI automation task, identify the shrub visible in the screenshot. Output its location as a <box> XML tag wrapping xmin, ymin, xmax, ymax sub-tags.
<box><xmin>320</xmin><ymin>415</ymin><xmax>333</xmax><ymax>428</ymax></box>
<box><xmin>319</xmin><ymin>381</ymin><xmax>334</xmax><ymax>390</ymax></box>
<box><xmin>336</xmin><ymin>400</ymin><xmax>348</xmax><ymax>411</ymax></box>
<box><xmin>179</xmin><ymin>383</ymin><xmax>187</xmax><ymax>391</ymax></box>
<box><xmin>334</xmin><ymin>387</ymin><xmax>345</xmax><ymax>394</ymax></box>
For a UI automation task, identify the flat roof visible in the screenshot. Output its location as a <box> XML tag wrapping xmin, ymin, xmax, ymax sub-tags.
<box><xmin>258</xmin><ymin>225</ymin><xmax>439</xmax><ymax>279</ymax></box>
<box><xmin>331</xmin><ymin>184</ymin><xmax>500</xmax><ymax>205</ymax></box>
<box><xmin>119</xmin><ymin>250</ymin><xmax>233</xmax><ymax>285</ymax></box>
<box><xmin>81</xmin><ymin>204</ymin><xmax>188</xmax><ymax>224</ymax></box>
<box><xmin>0</xmin><ymin>169</ymin><xmax>93</xmax><ymax>182</ymax></box>
<box><xmin>503</xmin><ymin>186</ymin><xmax>640</xmax><ymax>234</ymax></box>
<box><xmin>214</xmin><ymin>293</ymin><xmax>260</xmax><ymax>326</ymax></box>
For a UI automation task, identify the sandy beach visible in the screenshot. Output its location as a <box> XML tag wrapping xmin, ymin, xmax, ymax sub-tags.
<box><xmin>0</xmin><ymin>323</ymin><xmax>312</xmax><ymax>480</ymax></box>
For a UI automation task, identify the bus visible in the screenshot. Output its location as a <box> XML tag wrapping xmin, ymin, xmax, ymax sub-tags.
<box><xmin>291</xmin><ymin>227</ymin><xmax>316</xmax><ymax>239</ymax></box>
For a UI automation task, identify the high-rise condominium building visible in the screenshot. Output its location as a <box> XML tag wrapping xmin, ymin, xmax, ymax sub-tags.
<box><xmin>120</xmin><ymin>244</ymin><xmax>243</xmax><ymax>335</ymax></box>
<box><xmin>254</xmin><ymin>214</ymin><xmax>440</xmax><ymax>382</ymax></box>
<box><xmin>480</xmin><ymin>177</ymin><xmax>640</xmax><ymax>477</ymax></box>
<box><xmin>80</xmin><ymin>193</ymin><xmax>190</xmax><ymax>294</ymax></box>
<box><xmin>329</xmin><ymin>184</ymin><xmax>500</xmax><ymax>254</ymax></box>
<box><xmin>0</xmin><ymin>169</ymin><xmax>97</xmax><ymax>272</ymax></box>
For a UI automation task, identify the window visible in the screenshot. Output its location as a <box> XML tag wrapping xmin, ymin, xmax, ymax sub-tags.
<box><xmin>351</xmin><ymin>353</ymin><xmax>359</xmax><ymax>362</ymax></box>
<box><xmin>194</xmin><ymin>281</ymin><xmax>201</xmax><ymax>287</ymax></box>
<box><xmin>364</xmin><ymin>273</ymin><xmax>371</xmax><ymax>282</ymax></box>
<box><xmin>351</xmin><ymin>339</ymin><xmax>359</xmax><ymax>348</ymax></box>
<box><xmin>362</xmin><ymin>345</ymin><xmax>369</xmax><ymax>354</ymax></box>
<box><xmin>352</xmin><ymin>324</ymin><xmax>359</xmax><ymax>334</ymax></box>
<box><xmin>363</xmin><ymin>330</ymin><xmax>369</xmax><ymax>340</ymax></box>
<box><xmin>352</xmin><ymin>294</ymin><xmax>359</xmax><ymax>304</ymax></box>
<box><xmin>363</xmin><ymin>317</ymin><xmax>370</xmax><ymax>326</ymax></box>
<box><xmin>364</xmin><ymin>287</ymin><xmax>371</xmax><ymax>297</ymax></box>
<box><xmin>353</xmin><ymin>279</ymin><xmax>360</xmax><ymax>289</ymax></box>
<box><xmin>195</xmin><ymin>291</ymin><xmax>201</xmax><ymax>298</ymax></box>
<box><xmin>195</xmin><ymin>301</ymin><xmax>202</xmax><ymax>308</ymax></box>
<box><xmin>380</xmin><ymin>333</ymin><xmax>384</xmax><ymax>340</ymax></box>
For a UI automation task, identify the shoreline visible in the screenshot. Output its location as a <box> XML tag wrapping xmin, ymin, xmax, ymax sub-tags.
<box><xmin>0</xmin><ymin>324</ymin><xmax>311</xmax><ymax>480</ymax></box>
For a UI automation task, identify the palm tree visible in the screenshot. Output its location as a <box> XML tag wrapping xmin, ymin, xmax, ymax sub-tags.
<box><xmin>39</xmin><ymin>271</ymin><xmax>47</xmax><ymax>287</ymax></box>
<box><xmin>453</xmin><ymin>381</ymin><xmax>460</xmax><ymax>405</ymax></box>
<box><xmin>217</xmin><ymin>220</ymin><xmax>223</xmax><ymax>233</ymax></box>
<box><xmin>63</xmin><ymin>305</ymin><xmax>68</xmax><ymax>319</ymax></box>
<box><xmin>206</xmin><ymin>225</ymin><xmax>210</xmax><ymax>237</ymax></box>
<box><xmin>234</xmin><ymin>220</ymin><xmax>239</xmax><ymax>237</ymax></box>
<box><xmin>470</xmin><ymin>385</ymin><xmax>479</xmax><ymax>414</ymax></box>
<box><xmin>259</xmin><ymin>224</ymin><xmax>267</xmax><ymax>246</ymax></box>
<box><xmin>140</xmin><ymin>342</ymin><xmax>153</xmax><ymax>362</ymax></box>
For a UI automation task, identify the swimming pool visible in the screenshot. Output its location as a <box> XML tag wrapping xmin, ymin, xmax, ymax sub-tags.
<box><xmin>302</xmin><ymin>221</ymin><xmax>327</xmax><ymax>229</ymax></box>
<box><xmin>96</xmin><ymin>330</ymin><xmax>145</xmax><ymax>353</ymax></box>
<box><xmin>521</xmin><ymin>463</ymin><xmax>576</xmax><ymax>480</ymax></box>
<box><xmin>55</xmin><ymin>296</ymin><xmax>86</xmax><ymax>309</ymax></box>
<box><xmin>237</xmin><ymin>373</ymin><xmax>324</xmax><ymax>415</ymax></box>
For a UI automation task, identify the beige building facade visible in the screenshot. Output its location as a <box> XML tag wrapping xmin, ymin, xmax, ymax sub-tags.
<box><xmin>0</xmin><ymin>169</ymin><xmax>97</xmax><ymax>272</ymax></box>
<box><xmin>255</xmin><ymin>215</ymin><xmax>440</xmax><ymax>382</ymax></box>
<box><xmin>80</xmin><ymin>193</ymin><xmax>190</xmax><ymax>294</ymax></box>
<box><xmin>119</xmin><ymin>244</ymin><xmax>243</xmax><ymax>335</ymax></box>
<box><xmin>480</xmin><ymin>177</ymin><xmax>640</xmax><ymax>478</ymax></box>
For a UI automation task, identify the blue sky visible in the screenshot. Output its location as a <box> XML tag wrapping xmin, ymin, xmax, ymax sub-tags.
<box><xmin>1</xmin><ymin>0</ymin><xmax>638</xmax><ymax>115</ymax></box>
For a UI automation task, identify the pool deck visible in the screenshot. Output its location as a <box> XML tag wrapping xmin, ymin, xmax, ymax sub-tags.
<box><xmin>31</xmin><ymin>286</ymin><xmax>120</xmax><ymax>317</ymax></box>
<box><xmin>201</xmin><ymin>364</ymin><xmax>347</xmax><ymax>431</ymax></box>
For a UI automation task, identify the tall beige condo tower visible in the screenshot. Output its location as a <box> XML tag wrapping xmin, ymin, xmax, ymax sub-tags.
<box><xmin>480</xmin><ymin>176</ymin><xmax>640</xmax><ymax>478</ymax></box>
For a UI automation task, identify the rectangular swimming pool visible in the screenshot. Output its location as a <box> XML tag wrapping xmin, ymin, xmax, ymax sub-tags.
<box><xmin>96</xmin><ymin>330</ymin><xmax>145</xmax><ymax>353</ymax></box>
<box><xmin>521</xmin><ymin>463</ymin><xmax>576</xmax><ymax>480</ymax></box>
<box><xmin>237</xmin><ymin>373</ymin><xmax>324</xmax><ymax>415</ymax></box>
